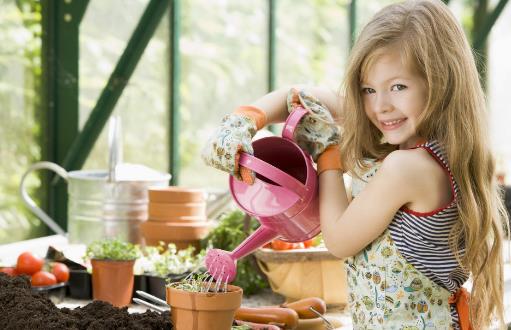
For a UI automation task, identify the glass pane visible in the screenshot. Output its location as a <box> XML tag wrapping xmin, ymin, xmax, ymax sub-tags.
<box><xmin>355</xmin><ymin>0</ymin><xmax>401</xmax><ymax>29</ymax></box>
<box><xmin>489</xmin><ymin>2</ymin><xmax>511</xmax><ymax>183</ymax></box>
<box><xmin>276</xmin><ymin>0</ymin><xmax>349</xmax><ymax>89</ymax></box>
<box><xmin>0</xmin><ymin>0</ymin><xmax>45</xmax><ymax>243</ymax></box>
<box><xmin>178</xmin><ymin>0</ymin><xmax>267</xmax><ymax>189</ymax></box>
<box><xmin>81</xmin><ymin>0</ymin><xmax>169</xmax><ymax>175</ymax></box>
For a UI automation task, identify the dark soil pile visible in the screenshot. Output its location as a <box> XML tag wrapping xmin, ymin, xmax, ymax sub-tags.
<box><xmin>0</xmin><ymin>273</ymin><xmax>172</xmax><ymax>330</ymax></box>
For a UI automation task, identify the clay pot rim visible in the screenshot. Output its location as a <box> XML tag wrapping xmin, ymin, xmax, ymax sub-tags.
<box><xmin>148</xmin><ymin>187</ymin><xmax>206</xmax><ymax>201</ymax></box>
<box><xmin>90</xmin><ymin>258</ymin><xmax>137</xmax><ymax>263</ymax></box>
<box><xmin>166</xmin><ymin>283</ymin><xmax>243</xmax><ymax>296</ymax></box>
<box><xmin>149</xmin><ymin>186</ymin><xmax>205</xmax><ymax>193</ymax></box>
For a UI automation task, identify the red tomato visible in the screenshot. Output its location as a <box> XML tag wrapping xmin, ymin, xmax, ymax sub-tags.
<box><xmin>51</xmin><ymin>262</ymin><xmax>70</xmax><ymax>283</ymax></box>
<box><xmin>0</xmin><ymin>267</ymin><xmax>17</xmax><ymax>276</ymax></box>
<box><xmin>271</xmin><ymin>239</ymin><xmax>294</xmax><ymax>250</ymax></box>
<box><xmin>31</xmin><ymin>271</ymin><xmax>57</xmax><ymax>287</ymax></box>
<box><xmin>16</xmin><ymin>252</ymin><xmax>44</xmax><ymax>275</ymax></box>
<box><xmin>303</xmin><ymin>239</ymin><xmax>314</xmax><ymax>248</ymax></box>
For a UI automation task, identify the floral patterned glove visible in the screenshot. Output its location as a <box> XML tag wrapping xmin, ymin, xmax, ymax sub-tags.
<box><xmin>287</xmin><ymin>88</ymin><xmax>341</xmax><ymax>161</ymax></box>
<box><xmin>201</xmin><ymin>106</ymin><xmax>266</xmax><ymax>184</ymax></box>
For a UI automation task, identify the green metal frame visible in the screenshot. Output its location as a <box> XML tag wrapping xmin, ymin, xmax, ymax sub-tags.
<box><xmin>349</xmin><ymin>0</ymin><xmax>357</xmax><ymax>49</ymax></box>
<box><xmin>169</xmin><ymin>0</ymin><xmax>181</xmax><ymax>185</ymax></box>
<box><xmin>41</xmin><ymin>0</ymin><xmax>89</xmax><ymax>231</ymax></box>
<box><xmin>42</xmin><ymin>0</ymin><xmax>170</xmax><ymax>231</ymax></box>
<box><xmin>268</xmin><ymin>0</ymin><xmax>277</xmax><ymax>134</ymax></box>
<box><xmin>473</xmin><ymin>0</ymin><xmax>509</xmax><ymax>49</ymax></box>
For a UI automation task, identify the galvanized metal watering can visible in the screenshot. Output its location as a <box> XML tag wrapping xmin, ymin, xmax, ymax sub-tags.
<box><xmin>19</xmin><ymin>116</ymin><xmax>171</xmax><ymax>244</ymax></box>
<box><xmin>205</xmin><ymin>108</ymin><xmax>321</xmax><ymax>283</ymax></box>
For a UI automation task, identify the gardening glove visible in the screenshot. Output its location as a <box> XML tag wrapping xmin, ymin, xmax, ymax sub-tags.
<box><xmin>201</xmin><ymin>106</ymin><xmax>267</xmax><ymax>185</ymax></box>
<box><xmin>287</xmin><ymin>88</ymin><xmax>343</xmax><ymax>173</ymax></box>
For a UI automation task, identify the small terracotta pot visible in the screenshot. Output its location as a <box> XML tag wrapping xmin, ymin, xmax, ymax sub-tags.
<box><xmin>149</xmin><ymin>187</ymin><xmax>206</xmax><ymax>203</ymax></box>
<box><xmin>148</xmin><ymin>202</ymin><xmax>206</xmax><ymax>220</ymax></box>
<box><xmin>91</xmin><ymin>259</ymin><xmax>135</xmax><ymax>307</ymax></box>
<box><xmin>166</xmin><ymin>284</ymin><xmax>243</xmax><ymax>330</ymax></box>
<box><xmin>141</xmin><ymin>221</ymin><xmax>211</xmax><ymax>239</ymax></box>
<box><xmin>149</xmin><ymin>215</ymin><xmax>207</xmax><ymax>223</ymax></box>
<box><xmin>141</xmin><ymin>221</ymin><xmax>211</xmax><ymax>250</ymax></box>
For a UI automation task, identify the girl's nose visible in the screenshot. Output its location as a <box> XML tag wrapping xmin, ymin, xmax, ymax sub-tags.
<box><xmin>373</xmin><ymin>92</ymin><xmax>392</xmax><ymax>114</ymax></box>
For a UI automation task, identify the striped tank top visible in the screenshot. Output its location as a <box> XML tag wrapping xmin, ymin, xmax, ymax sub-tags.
<box><xmin>388</xmin><ymin>140</ymin><xmax>469</xmax><ymax>326</ymax></box>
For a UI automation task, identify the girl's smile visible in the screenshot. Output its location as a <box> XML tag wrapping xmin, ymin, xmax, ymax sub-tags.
<box><xmin>361</xmin><ymin>47</ymin><xmax>428</xmax><ymax>149</ymax></box>
<box><xmin>380</xmin><ymin>118</ymin><xmax>407</xmax><ymax>131</ymax></box>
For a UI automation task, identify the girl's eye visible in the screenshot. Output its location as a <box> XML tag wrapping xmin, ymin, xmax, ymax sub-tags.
<box><xmin>391</xmin><ymin>84</ymin><xmax>407</xmax><ymax>91</ymax></box>
<box><xmin>361</xmin><ymin>87</ymin><xmax>375</xmax><ymax>94</ymax></box>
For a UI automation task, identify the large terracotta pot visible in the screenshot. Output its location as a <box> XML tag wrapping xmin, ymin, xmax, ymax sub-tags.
<box><xmin>91</xmin><ymin>259</ymin><xmax>135</xmax><ymax>307</ymax></box>
<box><xmin>141</xmin><ymin>220</ymin><xmax>211</xmax><ymax>250</ymax></box>
<box><xmin>148</xmin><ymin>202</ymin><xmax>206</xmax><ymax>220</ymax></box>
<box><xmin>166</xmin><ymin>284</ymin><xmax>243</xmax><ymax>330</ymax></box>
<box><xmin>149</xmin><ymin>187</ymin><xmax>206</xmax><ymax>203</ymax></box>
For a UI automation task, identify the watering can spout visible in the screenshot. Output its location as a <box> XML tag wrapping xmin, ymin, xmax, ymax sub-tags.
<box><xmin>231</xmin><ymin>224</ymin><xmax>278</xmax><ymax>260</ymax></box>
<box><xmin>205</xmin><ymin>225</ymin><xmax>278</xmax><ymax>283</ymax></box>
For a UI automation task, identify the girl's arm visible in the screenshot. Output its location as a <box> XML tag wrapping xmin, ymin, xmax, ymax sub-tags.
<box><xmin>320</xmin><ymin>150</ymin><xmax>426</xmax><ymax>258</ymax></box>
<box><xmin>249</xmin><ymin>86</ymin><xmax>343</xmax><ymax>125</ymax></box>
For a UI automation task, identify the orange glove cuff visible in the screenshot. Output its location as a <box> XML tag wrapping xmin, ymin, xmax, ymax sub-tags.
<box><xmin>317</xmin><ymin>145</ymin><xmax>343</xmax><ymax>175</ymax></box>
<box><xmin>233</xmin><ymin>105</ymin><xmax>267</xmax><ymax>130</ymax></box>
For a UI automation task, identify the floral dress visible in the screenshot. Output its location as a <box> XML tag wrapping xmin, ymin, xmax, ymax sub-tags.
<box><xmin>346</xmin><ymin>141</ymin><xmax>467</xmax><ymax>329</ymax></box>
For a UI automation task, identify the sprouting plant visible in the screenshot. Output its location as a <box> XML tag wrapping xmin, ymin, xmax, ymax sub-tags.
<box><xmin>138</xmin><ymin>243</ymin><xmax>205</xmax><ymax>276</ymax></box>
<box><xmin>167</xmin><ymin>272</ymin><xmax>212</xmax><ymax>292</ymax></box>
<box><xmin>85</xmin><ymin>238</ymin><xmax>141</xmax><ymax>261</ymax></box>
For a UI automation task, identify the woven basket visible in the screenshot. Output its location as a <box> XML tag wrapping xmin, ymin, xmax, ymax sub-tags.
<box><xmin>255</xmin><ymin>247</ymin><xmax>348</xmax><ymax>306</ymax></box>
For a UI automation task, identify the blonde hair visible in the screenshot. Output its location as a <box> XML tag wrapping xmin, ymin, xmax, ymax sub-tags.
<box><xmin>340</xmin><ymin>0</ymin><xmax>508</xmax><ymax>327</ymax></box>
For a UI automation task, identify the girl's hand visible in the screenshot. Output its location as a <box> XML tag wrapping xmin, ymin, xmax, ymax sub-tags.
<box><xmin>201</xmin><ymin>113</ymin><xmax>257</xmax><ymax>183</ymax></box>
<box><xmin>287</xmin><ymin>88</ymin><xmax>341</xmax><ymax>161</ymax></box>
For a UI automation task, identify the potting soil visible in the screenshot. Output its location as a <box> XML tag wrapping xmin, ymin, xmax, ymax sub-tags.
<box><xmin>0</xmin><ymin>273</ymin><xmax>173</xmax><ymax>330</ymax></box>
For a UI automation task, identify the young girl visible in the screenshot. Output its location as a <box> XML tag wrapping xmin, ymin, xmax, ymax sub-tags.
<box><xmin>202</xmin><ymin>0</ymin><xmax>508</xmax><ymax>328</ymax></box>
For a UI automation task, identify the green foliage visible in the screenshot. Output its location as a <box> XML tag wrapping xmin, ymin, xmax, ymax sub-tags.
<box><xmin>141</xmin><ymin>243</ymin><xmax>205</xmax><ymax>277</ymax></box>
<box><xmin>86</xmin><ymin>238</ymin><xmax>141</xmax><ymax>261</ymax></box>
<box><xmin>0</xmin><ymin>0</ymin><xmax>45</xmax><ymax>243</ymax></box>
<box><xmin>202</xmin><ymin>209</ymin><xmax>269</xmax><ymax>295</ymax></box>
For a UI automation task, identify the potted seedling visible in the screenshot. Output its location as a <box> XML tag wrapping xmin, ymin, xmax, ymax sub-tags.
<box><xmin>86</xmin><ymin>238</ymin><xmax>141</xmax><ymax>307</ymax></box>
<box><xmin>141</xmin><ymin>243</ymin><xmax>205</xmax><ymax>299</ymax></box>
<box><xmin>166</xmin><ymin>273</ymin><xmax>243</xmax><ymax>330</ymax></box>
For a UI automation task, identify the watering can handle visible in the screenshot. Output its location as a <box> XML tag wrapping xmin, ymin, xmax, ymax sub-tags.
<box><xmin>238</xmin><ymin>153</ymin><xmax>308</xmax><ymax>197</ymax></box>
<box><xmin>19</xmin><ymin>162</ymin><xmax>68</xmax><ymax>236</ymax></box>
<box><xmin>282</xmin><ymin>107</ymin><xmax>308</xmax><ymax>140</ymax></box>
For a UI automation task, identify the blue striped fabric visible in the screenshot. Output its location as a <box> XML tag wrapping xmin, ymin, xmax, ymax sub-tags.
<box><xmin>388</xmin><ymin>140</ymin><xmax>468</xmax><ymax>328</ymax></box>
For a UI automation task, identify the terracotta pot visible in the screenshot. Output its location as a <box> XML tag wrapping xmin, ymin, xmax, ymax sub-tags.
<box><xmin>149</xmin><ymin>187</ymin><xmax>206</xmax><ymax>203</ymax></box>
<box><xmin>91</xmin><ymin>259</ymin><xmax>135</xmax><ymax>307</ymax></box>
<box><xmin>149</xmin><ymin>215</ymin><xmax>207</xmax><ymax>223</ymax></box>
<box><xmin>166</xmin><ymin>284</ymin><xmax>243</xmax><ymax>330</ymax></box>
<box><xmin>148</xmin><ymin>202</ymin><xmax>206</xmax><ymax>220</ymax></box>
<box><xmin>141</xmin><ymin>221</ymin><xmax>211</xmax><ymax>250</ymax></box>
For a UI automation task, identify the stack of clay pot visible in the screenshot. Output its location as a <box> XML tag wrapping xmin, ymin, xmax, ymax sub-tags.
<box><xmin>140</xmin><ymin>187</ymin><xmax>211</xmax><ymax>251</ymax></box>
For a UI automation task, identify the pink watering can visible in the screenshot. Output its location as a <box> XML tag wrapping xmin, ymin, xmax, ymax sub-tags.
<box><xmin>205</xmin><ymin>108</ymin><xmax>320</xmax><ymax>283</ymax></box>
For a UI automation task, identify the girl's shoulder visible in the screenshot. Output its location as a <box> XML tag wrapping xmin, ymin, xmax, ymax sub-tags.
<box><xmin>380</xmin><ymin>148</ymin><xmax>436</xmax><ymax>178</ymax></box>
<box><xmin>382</xmin><ymin>148</ymin><xmax>453</xmax><ymax>213</ymax></box>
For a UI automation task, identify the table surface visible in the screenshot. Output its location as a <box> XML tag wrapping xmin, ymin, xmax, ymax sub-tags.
<box><xmin>3</xmin><ymin>235</ymin><xmax>511</xmax><ymax>329</ymax></box>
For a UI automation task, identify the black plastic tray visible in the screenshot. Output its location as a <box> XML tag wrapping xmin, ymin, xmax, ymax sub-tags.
<box><xmin>31</xmin><ymin>282</ymin><xmax>68</xmax><ymax>304</ymax></box>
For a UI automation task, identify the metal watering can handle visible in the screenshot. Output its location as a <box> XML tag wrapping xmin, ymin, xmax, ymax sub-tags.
<box><xmin>19</xmin><ymin>161</ymin><xmax>67</xmax><ymax>235</ymax></box>
<box><xmin>238</xmin><ymin>153</ymin><xmax>309</xmax><ymax>198</ymax></box>
<box><xmin>282</xmin><ymin>107</ymin><xmax>308</xmax><ymax>141</ymax></box>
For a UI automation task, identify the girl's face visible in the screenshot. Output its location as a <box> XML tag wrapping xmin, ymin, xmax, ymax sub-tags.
<box><xmin>361</xmin><ymin>48</ymin><xmax>428</xmax><ymax>149</ymax></box>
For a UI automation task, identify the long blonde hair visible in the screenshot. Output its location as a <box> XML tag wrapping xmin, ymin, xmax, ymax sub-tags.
<box><xmin>340</xmin><ymin>0</ymin><xmax>508</xmax><ymax>327</ymax></box>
